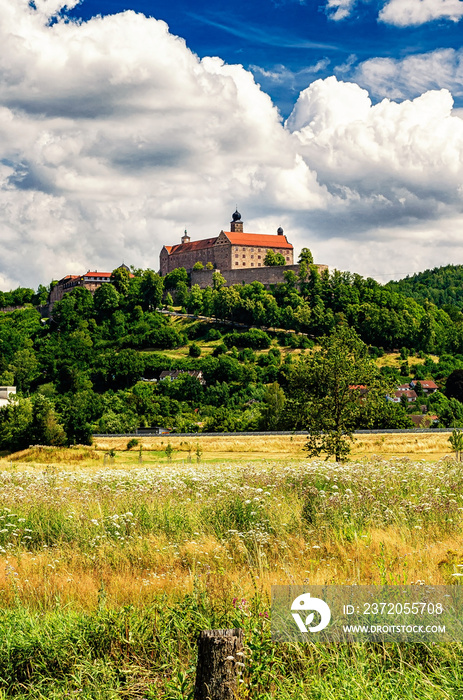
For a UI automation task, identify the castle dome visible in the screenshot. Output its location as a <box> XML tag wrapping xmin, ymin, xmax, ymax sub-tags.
<box><xmin>232</xmin><ymin>209</ymin><xmax>241</xmax><ymax>222</ymax></box>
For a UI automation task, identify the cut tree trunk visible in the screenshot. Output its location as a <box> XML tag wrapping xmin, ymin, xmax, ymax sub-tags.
<box><xmin>194</xmin><ymin>628</ymin><xmax>244</xmax><ymax>700</ymax></box>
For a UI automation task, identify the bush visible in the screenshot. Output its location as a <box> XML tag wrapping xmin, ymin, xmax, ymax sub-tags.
<box><xmin>189</xmin><ymin>342</ymin><xmax>201</xmax><ymax>358</ymax></box>
<box><xmin>126</xmin><ymin>438</ymin><xmax>139</xmax><ymax>450</ymax></box>
<box><xmin>206</xmin><ymin>328</ymin><xmax>222</xmax><ymax>341</ymax></box>
<box><xmin>224</xmin><ymin>329</ymin><xmax>271</xmax><ymax>350</ymax></box>
<box><xmin>212</xmin><ymin>343</ymin><xmax>227</xmax><ymax>357</ymax></box>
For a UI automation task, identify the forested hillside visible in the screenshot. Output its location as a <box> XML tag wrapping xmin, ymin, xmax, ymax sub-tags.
<box><xmin>1</xmin><ymin>263</ymin><xmax>463</xmax><ymax>450</ymax></box>
<box><xmin>386</xmin><ymin>265</ymin><xmax>463</xmax><ymax>317</ymax></box>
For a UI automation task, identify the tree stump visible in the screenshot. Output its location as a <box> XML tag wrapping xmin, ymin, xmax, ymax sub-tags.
<box><xmin>194</xmin><ymin>628</ymin><xmax>244</xmax><ymax>700</ymax></box>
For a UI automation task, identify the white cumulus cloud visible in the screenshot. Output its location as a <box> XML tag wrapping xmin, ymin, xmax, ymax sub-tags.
<box><xmin>325</xmin><ymin>0</ymin><xmax>358</xmax><ymax>20</ymax></box>
<box><xmin>379</xmin><ymin>0</ymin><xmax>463</xmax><ymax>26</ymax></box>
<box><xmin>1</xmin><ymin>1</ymin><xmax>463</xmax><ymax>288</ymax></box>
<box><xmin>356</xmin><ymin>49</ymin><xmax>463</xmax><ymax>101</ymax></box>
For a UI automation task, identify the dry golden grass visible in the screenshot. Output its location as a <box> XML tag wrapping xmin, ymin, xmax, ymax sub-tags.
<box><xmin>1</xmin><ymin>526</ymin><xmax>461</xmax><ymax>610</ymax></box>
<box><xmin>93</xmin><ymin>432</ymin><xmax>454</xmax><ymax>463</ymax></box>
<box><xmin>9</xmin><ymin>445</ymin><xmax>103</xmax><ymax>464</ymax></box>
<box><xmin>376</xmin><ymin>352</ymin><xmax>439</xmax><ymax>368</ymax></box>
<box><xmin>0</xmin><ymin>455</ymin><xmax>460</xmax><ymax>612</ymax></box>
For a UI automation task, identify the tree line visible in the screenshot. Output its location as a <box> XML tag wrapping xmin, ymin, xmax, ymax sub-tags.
<box><xmin>1</xmin><ymin>262</ymin><xmax>463</xmax><ymax>455</ymax></box>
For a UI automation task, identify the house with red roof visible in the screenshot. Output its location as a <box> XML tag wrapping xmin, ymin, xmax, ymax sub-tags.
<box><xmin>160</xmin><ymin>210</ymin><xmax>294</xmax><ymax>276</ymax></box>
<box><xmin>49</xmin><ymin>266</ymin><xmax>129</xmax><ymax>305</ymax></box>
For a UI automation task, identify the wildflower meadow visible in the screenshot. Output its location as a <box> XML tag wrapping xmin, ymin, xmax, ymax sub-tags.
<box><xmin>0</xmin><ymin>449</ymin><xmax>462</xmax><ymax>698</ymax></box>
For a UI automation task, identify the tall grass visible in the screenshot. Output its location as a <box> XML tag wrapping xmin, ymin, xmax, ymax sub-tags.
<box><xmin>0</xmin><ymin>456</ymin><xmax>461</xmax><ymax>696</ymax></box>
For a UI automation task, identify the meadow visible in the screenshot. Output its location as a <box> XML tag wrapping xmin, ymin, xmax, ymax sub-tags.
<box><xmin>0</xmin><ymin>440</ymin><xmax>462</xmax><ymax>698</ymax></box>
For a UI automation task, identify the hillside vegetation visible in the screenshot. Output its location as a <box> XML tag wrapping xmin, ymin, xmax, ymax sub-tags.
<box><xmin>2</xmin><ymin>264</ymin><xmax>463</xmax><ymax>450</ymax></box>
<box><xmin>386</xmin><ymin>264</ymin><xmax>463</xmax><ymax>316</ymax></box>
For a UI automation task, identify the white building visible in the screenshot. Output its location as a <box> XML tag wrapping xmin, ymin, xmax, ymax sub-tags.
<box><xmin>0</xmin><ymin>387</ymin><xmax>16</xmax><ymax>408</ymax></box>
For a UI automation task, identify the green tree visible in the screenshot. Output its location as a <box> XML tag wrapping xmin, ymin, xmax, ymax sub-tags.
<box><xmin>212</xmin><ymin>271</ymin><xmax>226</xmax><ymax>290</ymax></box>
<box><xmin>260</xmin><ymin>382</ymin><xmax>286</xmax><ymax>430</ymax></box>
<box><xmin>164</xmin><ymin>268</ymin><xmax>188</xmax><ymax>289</ymax></box>
<box><xmin>140</xmin><ymin>270</ymin><xmax>164</xmax><ymax>311</ymax></box>
<box><xmin>206</xmin><ymin>262</ymin><xmax>214</xmax><ymax>270</ymax></box>
<box><xmin>264</xmin><ymin>250</ymin><xmax>285</xmax><ymax>266</ymax></box>
<box><xmin>93</xmin><ymin>283</ymin><xmax>120</xmax><ymax>319</ymax></box>
<box><xmin>298</xmin><ymin>247</ymin><xmax>314</xmax><ymax>265</ymax></box>
<box><xmin>9</xmin><ymin>348</ymin><xmax>39</xmax><ymax>393</ymax></box>
<box><xmin>189</xmin><ymin>342</ymin><xmax>201</xmax><ymax>358</ymax></box>
<box><xmin>29</xmin><ymin>394</ymin><xmax>67</xmax><ymax>446</ymax></box>
<box><xmin>287</xmin><ymin>326</ymin><xmax>388</xmax><ymax>461</ymax></box>
<box><xmin>193</xmin><ymin>261</ymin><xmax>204</xmax><ymax>271</ymax></box>
<box><xmin>110</xmin><ymin>266</ymin><xmax>131</xmax><ymax>296</ymax></box>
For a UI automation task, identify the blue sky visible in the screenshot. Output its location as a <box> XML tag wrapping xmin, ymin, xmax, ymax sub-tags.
<box><xmin>67</xmin><ymin>0</ymin><xmax>463</xmax><ymax>116</ymax></box>
<box><xmin>1</xmin><ymin>0</ymin><xmax>463</xmax><ymax>288</ymax></box>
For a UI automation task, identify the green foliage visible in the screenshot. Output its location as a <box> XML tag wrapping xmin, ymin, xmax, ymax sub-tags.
<box><xmin>449</xmin><ymin>429</ymin><xmax>463</xmax><ymax>460</ymax></box>
<box><xmin>192</xmin><ymin>261</ymin><xmax>204</xmax><ymax>271</ymax></box>
<box><xmin>93</xmin><ymin>283</ymin><xmax>119</xmax><ymax>319</ymax></box>
<box><xmin>140</xmin><ymin>270</ymin><xmax>164</xmax><ymax>311</ymax></box>
<box><xmin>164</xmin><ymin>268</ymin><xmax>188</xmax><ymax>289</ymax></box>
<box><xmin>126</xmin><ymin>438</ymin><xmax>139</xmax><ymax>450</ymax></box>
<box><xmin>0</xmin><ymin>394</ymin><xmax>66</xmax><ymax>452</ymax></box>
<box><xmin>259</xmin><ymin>382</ymin><xmax>286</xmax><ymax>430</ymax></box>
<box><xmin>212</xmin><ymin>271</ymin><xmax>226</xmax><ymax>290</ymax></box>
<box><xmin>110</xmin><ymin>265</ymin><xmax>130</xmax><ymax>295</ymax></box>
<box><xmin>188</xmin><ymin>342</ymin><xmax>201</xmax><ymax>358</ymax></box>
<box><xmin>298</xmin><ymin>247</ymin><xmax>314</xmax><ymax>265</ymax></box>
<box><xmin>224</xmin><ymin>329</ymin><xmax>271</xmax><ymax>350</ymax></box>
<box><xmin>264</xmin><ymin>250</ymin><xmax>285</xmax><ymax>266</ymax></box>
<box><xmin>287</xmin><ymin>326</ymin><xmax>390</xmax><ymax>461</ymax></box>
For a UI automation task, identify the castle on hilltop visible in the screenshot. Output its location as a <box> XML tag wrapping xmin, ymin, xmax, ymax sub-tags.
<box><xmin>160</xmin><ymin>210</ymin><xmax>294</xmax><ymax>275</ymax></box>
<box><xmin>43</xmin><ymin>211</ymin><xmax>326</xmax><ymax>307</ymax></box>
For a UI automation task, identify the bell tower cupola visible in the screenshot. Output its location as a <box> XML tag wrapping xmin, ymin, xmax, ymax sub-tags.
<box><xmin>181</xmin><ymin>229</ymin><xmax>190</xmax><ymax>244</ymax></box>
<box><xmin>230</xmin><ymin>209</ymin><xmax>243</xmax><ymax>233</ymax></box>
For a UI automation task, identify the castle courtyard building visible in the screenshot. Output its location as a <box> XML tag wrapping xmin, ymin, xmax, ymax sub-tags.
<box><xmin>160</xmin><ymin>211</ymin><xmax>294</xmax><ymax>276</ymax></box>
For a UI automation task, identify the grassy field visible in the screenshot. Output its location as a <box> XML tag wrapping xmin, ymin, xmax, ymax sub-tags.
<box><xmin>90</xmin><ymin>432</ymin><xmax>456</xmax><ymax>463</ymax></box>
<box><xmin>0</xmin><ymin>441</ymin><xmax>462</xmax><ymax>698</ymax></box>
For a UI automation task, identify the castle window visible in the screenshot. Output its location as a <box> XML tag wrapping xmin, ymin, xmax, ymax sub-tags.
<box><xmin>242</xmin><ymin>262</ymin><xmax>245</xmax><ymax>266</ymax></box>
<box><xmin>242</xmin><ymin>254</ymin><xmax>245</xmax><ymax>258</ymax></box>
<box><xmin>235</xmin><ymin>254</ymin><xmax>238</xmax><ymax>258</ymax></box>
<box><xmin>258</xmin><ymin>248</ymin><xmax>261</xmax><ymax>252</ymax></box>
<box><xmin>251</xmin><ymin>255</ymin><xmax>254</xmax><ymax>259</ymax></box>
<box><xmin>242</xmin><ymin>247</ymin><xmax>245</xmax><ymax>251</ymax></box>
<box><xmin>286</xmin><ymin>257</ymin><xmax>290</xmax><ymax>261</ymax></box>
<box><xmin>258</xmin><ymin>263</ymin><xmax>261</xmax><ymax>267</ymax></box>
<box><xmin>258</xmin><ymin>255</ymin><xmax>261</xmax><ymax>259</ymax></box>
<box><xmin>251</xmin><ymin>263</ymin><xmax>254</xmax><ymax>267</ymax></box>
<box><xmin>235</xmin><ymin>262</ymin><xmax>239</xmax><ymax>266</ymax></box>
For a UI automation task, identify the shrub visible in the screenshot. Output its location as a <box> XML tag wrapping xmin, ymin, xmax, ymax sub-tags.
<box><xmin>189</xmin><ymin>342</ymin><xmax>201</xmax><ymax>358</ymax></box>
<box><xmin>224</xmin><ymin>329</ymin><xmax>271</xmax><ymax>350</ymax></box>
<box><xmin>126</xmin><ymin>438</ymin><xmax>139</xmax><ymax>450</ymax></box>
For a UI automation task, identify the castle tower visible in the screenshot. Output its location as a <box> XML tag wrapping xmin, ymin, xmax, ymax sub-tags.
<box><xmin>181</xmin><ymin>229</ymin><xmax>190</xmax><ymax>244</ymax></box>
<box><xmin>230</xmin><ymin>209</ymin><xmax>243</xmax><ymax>233</ymax></box>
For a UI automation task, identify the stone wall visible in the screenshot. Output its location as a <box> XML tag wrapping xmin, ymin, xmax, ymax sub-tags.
<box><xmin>191</xmin><ymin>263</ymin><xmax>328</xmax><ymax>289</ymax></box>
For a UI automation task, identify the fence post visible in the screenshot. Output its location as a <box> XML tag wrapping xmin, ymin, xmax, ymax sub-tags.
<box><xmin>194</xmin><ymin>628</ymin><xmax>244</xmax><ymax>700</ymax></box>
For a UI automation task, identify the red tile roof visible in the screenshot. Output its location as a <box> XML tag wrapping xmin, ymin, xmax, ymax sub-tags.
<box><xmin>82</xmin><ymin>271</ymin><xmax>112</xmax><ymax>278</ymax></box>
<box><xmin>59</xmin><ymin>275</ymin><xmax>79</xmax><ymax>283</ymax></box>
<box><xmin>411</xmin><ymin>380</ymin><xmax>438</xmax><ymax>390</ymax></box>
<box><xmin>223</xmin><ymin>232</ymin><xmax>293</xmax><ymax>249</ymax></box>
<box><xmin>394</xmin><ymin>390</ymin><xmax>417</xmax><ymax>400</ymax></box>
<box><xmin>169</xmin><ymin>238</ymin><xmax>217</xmax><ymax>255</ymax></box>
